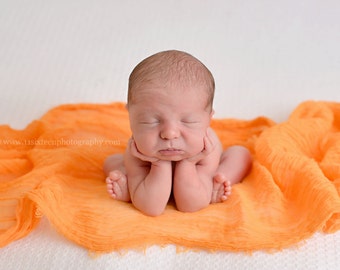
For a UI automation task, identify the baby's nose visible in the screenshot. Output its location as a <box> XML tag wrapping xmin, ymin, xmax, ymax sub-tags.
<box><xmin>160</xmin><ymin>124</ymin><xmax>180</xmax><ymax>140</ymax></box>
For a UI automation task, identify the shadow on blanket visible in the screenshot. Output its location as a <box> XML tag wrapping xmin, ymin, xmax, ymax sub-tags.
<box><xmin>1</xmin><ymin>101</ymin><xmax>340</xmax><ymax>252</ymax></box>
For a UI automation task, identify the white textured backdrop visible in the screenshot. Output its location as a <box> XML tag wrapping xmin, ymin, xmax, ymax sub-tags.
<box><xmin>0</xmin><ymin>0</ymin><xmax>340</xmax><ymax>269</ymax></box>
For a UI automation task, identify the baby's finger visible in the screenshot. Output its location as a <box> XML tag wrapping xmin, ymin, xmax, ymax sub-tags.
<box><xmin>205</xmin><ymin>129</ymin><xmax>216</xmax><ymax>152</ymax></box>
<box><xmin>129</xmin><ymin>139</ymin><xmax>160</xmax><ymax>163</ymax></box>
<box><xmin>129</xmin><ymin>138</ymin><xmax>139</xmax><ymax>156</ymax></box>
<box><xmin>203</xmin><ymin>136</ymin><xmax>213</xmax><ymax>154</ymax></box>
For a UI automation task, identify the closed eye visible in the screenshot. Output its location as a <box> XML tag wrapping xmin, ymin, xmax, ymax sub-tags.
<box><xmin>181</xmin><ymin>120</ymin><xmax>200</xmax><ymax>124</ymax></box>
<box><xmin>140</xmin><ymin>120</ymin><xmax>160</xmax><ymax>125</ymax></box>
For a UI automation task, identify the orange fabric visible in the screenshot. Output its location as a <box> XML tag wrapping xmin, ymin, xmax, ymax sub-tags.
<box><xmin>1</xmin><ymin>101</ymin><xmax>340</xmax><ymax>252</ymax></box>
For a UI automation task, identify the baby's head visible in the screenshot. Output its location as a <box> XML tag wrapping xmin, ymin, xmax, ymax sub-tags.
<box><xmin>127</xmin><ymin>50</ymin><xmax>216</xmax><ymax>160</ymax></box>
<box><xmin>127</xmin><ymin>50</ymin><xmax>215</xmax><ymax>112</ymax></box>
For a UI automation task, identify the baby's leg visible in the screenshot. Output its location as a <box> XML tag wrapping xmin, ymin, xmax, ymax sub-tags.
<box><xmin>104</xmin><ymin>154</ymin><xmax>130</xmax><ymax>202</ymax></box>
<box><xmin>211</xmin><ymin>146</ymin><xmax>252</xmax><ymax>203</ymax></box>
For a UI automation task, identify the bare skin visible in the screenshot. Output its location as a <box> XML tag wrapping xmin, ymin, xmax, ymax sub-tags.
<box><xmin>104</xmin><ymin>50</ymin><xmax>252</xmax><ymax>216</ymax></box>
<box><xmin>104</xmin><ymin>129</ymin><xmax>252</xmax><ymax>216</ymax></box>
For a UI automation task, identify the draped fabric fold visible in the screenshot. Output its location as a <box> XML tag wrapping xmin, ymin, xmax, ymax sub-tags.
<box><xmin>1</xmin><ymin>101</ymin><xmax>340</xmax><ymax>252</ymax></box>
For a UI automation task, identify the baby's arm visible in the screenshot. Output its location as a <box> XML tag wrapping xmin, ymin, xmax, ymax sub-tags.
<box><xmin>125</xmin><ymin>139</ymin><xmax>172</xmax><ymax>216</ymax></box>
<box><xmin>173</xmin><ymin>128</ymin><xmax>222</xmax><ymax>212</ymax></box>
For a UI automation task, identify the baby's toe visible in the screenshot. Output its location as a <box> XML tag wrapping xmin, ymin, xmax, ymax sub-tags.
<box><xmin>106</xmin><ymin>184</ymin><xmax>113</xmax><ymax>192</ymax></box>
<box><xmin>221</xmin><ymin>195</ymin><xmax>228</xmax><ymax>201</ymax></box>
<box><xmin>106</xmin><ymin>177</ymin><xmax>113</xmax><ymax>184</ymax></box>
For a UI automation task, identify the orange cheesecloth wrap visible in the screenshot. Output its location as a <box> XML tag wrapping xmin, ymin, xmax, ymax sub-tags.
<box><xmin>1</xmin><ymin>101</ymin><xmax>340</xmax><ymax>253</ymax></box>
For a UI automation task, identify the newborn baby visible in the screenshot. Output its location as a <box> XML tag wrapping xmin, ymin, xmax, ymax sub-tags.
<box><xmin>104</xmin><ymin>50</ymin><xmax>252</xmax><ymax>216</ymax></box>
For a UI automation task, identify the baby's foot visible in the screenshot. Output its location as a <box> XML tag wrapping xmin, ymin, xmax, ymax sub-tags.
<box><xmin>106</xmin><ymin>170</ymin><xmax>130</xmax><ymax>202</ymax></box>
<box><xmin>211</xmin><ymin>173</ymin><xmax>232</xmax><ymax>203</ymax></box>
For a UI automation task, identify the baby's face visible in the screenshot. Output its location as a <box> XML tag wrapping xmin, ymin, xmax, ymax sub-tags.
<box><xmin>128</xmin><ymin>84</ymin><xmax>212</xmax><ymax>161</ymax></box>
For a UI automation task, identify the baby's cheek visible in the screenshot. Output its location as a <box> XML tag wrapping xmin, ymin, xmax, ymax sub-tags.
<box><xmin>133</xmin><ymin>136</ymin><xmax>155</xmax><ymax>156</ymax></box>
<box><xmin>131</xmin><ymin>135</ymin><xmax>146</xmax><ymax>151</ymax></box>
<box><xmin>188</xmin><ymin>135</ymin><xmax>205</xmax><ymax>153</ymax></box>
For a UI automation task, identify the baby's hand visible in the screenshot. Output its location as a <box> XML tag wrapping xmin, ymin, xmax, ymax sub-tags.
<box><xmin>186</xmin><ymin>128</ymin><xmax>216</xmax><ymax>164</ymax></box>
<box><xmin>129</xmin><ymin>138</ymin><xmax>160</xmax><ymax>163</ymax></box>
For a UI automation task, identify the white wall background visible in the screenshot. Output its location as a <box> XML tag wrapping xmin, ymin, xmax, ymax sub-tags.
<box><xmin>1</xmin><ymin>0</ymin><xmax>339</xmax><ymax>129</ymax></box>
<box><xmin>0</xmin><ymin>1</ymin><xmax>340</xmax><ymax>269</ymax></box>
